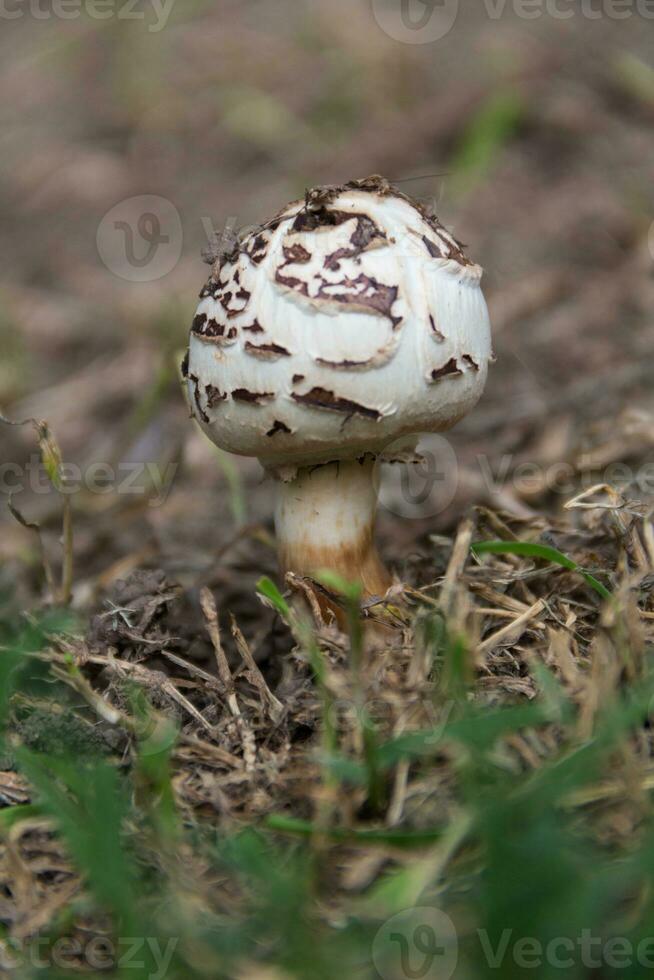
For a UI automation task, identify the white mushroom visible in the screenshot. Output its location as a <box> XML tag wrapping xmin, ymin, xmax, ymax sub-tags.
<box><xmin>185</xmin><ymin>176</ymin><xmax>492</xmax><ymax>602</ymax></box>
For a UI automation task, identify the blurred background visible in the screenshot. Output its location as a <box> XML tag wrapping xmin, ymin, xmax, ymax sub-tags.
<box><xmin>1</xmin><ymin>0</ymin><xmax>653</xmax><ymax>618</ymax></box>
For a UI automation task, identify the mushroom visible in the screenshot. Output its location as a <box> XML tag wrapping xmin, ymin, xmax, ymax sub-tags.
<box><xmin>184</xmin><ymin>175</ymin><xmax>492</xmax><ymax>607</ymax></box>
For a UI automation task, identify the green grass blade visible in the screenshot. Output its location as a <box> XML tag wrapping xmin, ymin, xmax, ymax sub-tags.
<box><xmin>214</xmin><ymin>448</ymin><xmax>247</xmax><ymax>528</ymax></box>
<box><xmin>265</xmin><ymin>814</ymin><xmax>443</xmax><ymax>848</ymax></box>
<box><xmin>471</xmin><ymin>540</ymin><xmax>612</xmax><ymax>600</ymax></box>
<box><xmin>378</xmin><ymin>702</ymin><xmax>555</xmax><ymax>767</ymax></box>
<box><xmin>256</xmin><ymin>576</ymin><xmax>292</xmax><ymax>619</ymax></box>
<box><xmin>0</xmin><ymin>803</ymin><xmax>43</xmax><ymax>832</ymax></box>
<box><xmin>450</xmin><ymin>88</ymin><xmax>525</xmax><ymax>194</ymax></box>
<box><xmin>16</xmin><ymin>750</ymin><xmax>137</xmax><ymax>931</ymax></box>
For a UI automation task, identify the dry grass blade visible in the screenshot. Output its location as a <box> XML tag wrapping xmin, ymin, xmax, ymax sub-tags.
<box><xmin>285</xmin><ymin>572</ymin><xmax>329</xmax><ymax>628</ymax></box>
<box><xmin>160</xmin><ymin>650</ymin><xmax>224</xmax><ymax>694</ymax></box>
<box><xmin>440</xmin><ymin>518</ymin><xmax>474</xmax><ymax>615</ymax></box>
<box><xmin>7</xmin><ymin>493</ymin><xmax>56</xmax><ymax>599</ymax></box>
<box><xmin>200</xmin><ymin>587</ymin><xmax>256</xmax><ymax>771</ymax></box>
<box><xmin>229</xmin><ymin>614</ymin><xmax>284</xmax><ymax>724</ymax></box>
<box><xmin>1</xmin><ymin>413</ymin><xmax>74</xmax><ymax>606</ymax></box>
<box><xmin>643</xmin><ymin>514</ymin><xmax>654</xmax><ymax>570</ymax></box>
<box><xmin>478</xmin><ymin>599</ymin><xmax>546</xmax><ymax>657</ymax></box>
<box><xmin>37</xmin><ymin>648</ymin><xmax>241</xmax><ymax>768</ymax></box>
<box><xmin>60</xmin><ymin>495</ymin><xmax>74</xmax><ymax>607</ymax></box>
<box><xmin>49</xmin><ymin>662</ymin><xmax>125</xmax><ymax>728</ymax></box>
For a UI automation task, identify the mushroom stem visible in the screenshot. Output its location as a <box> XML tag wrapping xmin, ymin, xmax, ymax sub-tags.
<box><xmin>274</xmin><ymin>457</ymin><xmax>391</xmax><ymax>598</ymax></box>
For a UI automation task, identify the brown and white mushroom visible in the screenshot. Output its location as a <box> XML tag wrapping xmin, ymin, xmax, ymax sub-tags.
<box><xmin>184</xmin><ymin>176</ymin><xmax>492</xmax><ymax>607</ymax></box>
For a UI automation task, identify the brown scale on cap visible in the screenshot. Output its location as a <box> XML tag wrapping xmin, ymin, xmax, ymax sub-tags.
<box><xmin>292</xmin><ymin>386</ymin><xmax>382</xmax><ymax>420</ymax></box>
<box><xmin>188</xmin><ymin>374</ymin><xmax>210</xmax><ymax>423</ymax></box>
<box><xmin>422</xmin><ymin>235</ymin><xmax>446</xmax><ymax>259</ymax></box>
<box><xmin>266</xmin><ymin>420</ymin><xmax>292</xmax><ymax>437</ymax></box>
<box><xmin>317</xmin><ymin>274</ymin><xmax>401</xmax><ymax>329</ymax></box>
<box><xmin>280</xmin><ymin>243</ymin><xmax>312</xmax><ymax>266</ymax></box>
<box><xmin>231</xmin><ymin>388</ymin><xmax>274</xmax><ymax>405</ymax></box>
<box><xmin>244</xmin><ymin>232</ymin><xmax>271</xmax><ymax>265</ymax></box>
<box><xmin>242</xmin><ymin>319</ymin><xmax>265</xmax><ymax>334</ymax></box>
<box><xmin>205</xmin><ymin>384</ymin><xmax>227</xmax><ymax>408</ymax></box>
<box><xmin>244</xmin><ymin>341</ymin><xmax>291</xmax><ymax>360</ymax></box>
<box><xmin>315</xmin><ymin>356</ymin><xmax>373</xmax><ymax>370</ymax></box>
<box><xmin>287</xmin><ymin>203</ymin><xmax>388</xmax><ymax>273</ymax></box>
<box><xmin>292</xmin><ymin>204</ymin><xmax>380</xmax><ymax>237</ymax></box>
<box><xmin>430</xmin><ymin>358</ymin><xmax>463</xmax><ymax>382</ymax></box>
<box><xmin>422</xmin><ymin>215</ymin><xmax>473</xmax><ymax>267</ymax></box>
<box><xmin>429</xmin><ymin>314</ymin><xmax>445</xmax><ymax>342</ymax></box>
<box><xmin>275</xmin><ymin>267</ymin><xmax>401</xmax><ymax>329</ymax></box>
<box><xmin>303</xmin><ymin>174</ymin><xmax>391</xmax><ymax>211</ymax></box>
<box><xmin>192</xmin><ymin>315</ymin><xmax>238</xmax><ymax>343</ymax></box>
<box><xmin>273</xmin><ymin>270</ymin><xmax>306</xmax><ymax>294</ymax></box>
<box><xmin>301</xmin><ymin>174</ymin><xmax>472</xmax><ymax>268</ymax></box>
<box><xmin>218</xmin><ymin>286</ymin><xmax>250</xmax><ymax>318</ymax></box>
<box><xmin>323</xmin><ymin>213</ymin><xmax>388</xmax><ymax>271</ymax></box>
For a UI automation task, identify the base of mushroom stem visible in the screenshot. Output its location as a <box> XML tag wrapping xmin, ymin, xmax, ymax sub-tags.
<box><xmin>274</xmin><ymin>457</ymin><xmax>392</xmax><ymax>611</ymax></box>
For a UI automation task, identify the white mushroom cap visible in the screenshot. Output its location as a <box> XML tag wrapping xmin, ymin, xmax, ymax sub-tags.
<box><xmin>185</xmin><ymin>176</ymin><xmax>492</xmax><ymax>474</ymax></box>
